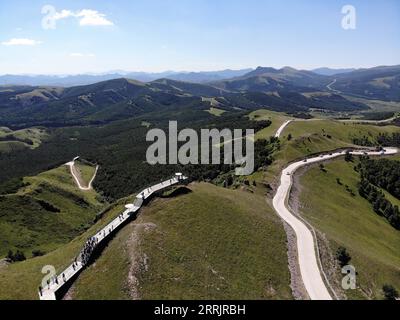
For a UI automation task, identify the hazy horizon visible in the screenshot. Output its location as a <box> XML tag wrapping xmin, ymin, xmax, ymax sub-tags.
<box><xmin>2</xmin><ymin>64</ymin><xmax>399</xmax><ymax>77</ymax></box>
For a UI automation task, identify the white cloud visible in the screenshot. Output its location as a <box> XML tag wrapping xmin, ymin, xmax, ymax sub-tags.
<box><xmin>53</xmin><ymin>9</ymin><xmax>75</xmax><ymax>21</ymax></box>
<box><xmin>76</xmin><ymin>10</ymin><xmax>114</xmax><ymax>26</ymax></box>
<box><xmin>2</xmin><ymin>38</ymin><xmax>42</xmax><ymax>46</ymax></box>
<box><xmin>69</xmin><ymin>53</ymin><xmax>96</xmax><ymax>57</ymax></box>
<box><xmin>52</xmin><ymin>9</ymin><xmax>114</xmax><ymax>26</ymax></box>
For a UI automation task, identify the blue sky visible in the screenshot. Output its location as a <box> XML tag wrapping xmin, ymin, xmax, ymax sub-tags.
<box><xmin>0</xmin><ymin>0</ymin><xmax>399</xmax><ymax>74</ymax></box>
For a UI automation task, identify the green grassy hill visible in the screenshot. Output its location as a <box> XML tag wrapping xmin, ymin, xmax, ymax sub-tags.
<box><xmin>249</xmin><ymin>109</ymin><xmax>293</xmax><ymax>139</ymax></box>
<box><xmin>0</xmin><ymin>164</ymin><xmax>105</xmax><ymax>259</ymax></box>
<box><xmin>250</xmin><ymin>110</ymin><xmax>400</xmax><ymax>185</ymax></box>
<box><xmin>70</xmin><ymin>183</ymin><xmax>292</xmax><ymax>300</ymax></box>
<box><xmin>0</xmin><ymin>127</ymin><xmax>47</xmax><ymax>153</ymax></box>
<box><xmin>72</xmin><ymin>160</ymin><xmax>97</xmax><ymax>188</ymax></box>
<box><xmin>298</xmin><ymin>158</ymin><xmax>400</xmax><ymax>299</ymax></box>
<box><xmin>0</xmin><ymin>196</ymin><xmax>131</xmax><ymax>300</ymax></box>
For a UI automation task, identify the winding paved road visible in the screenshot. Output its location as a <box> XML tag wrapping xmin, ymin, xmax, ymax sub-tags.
<box><xmin>326</xmin><ymin>79</ymin><xmax>341</xmax><ymax>94</ymax></box>
<box><xmin>272</xmin><ymin>121</ymin><xmax>398</xmax><ymax>300</ymax></box>
<box><xmin>275</xmin><ymin>120</ymin><xmax>293</xmax><ymax>138</ymax></box>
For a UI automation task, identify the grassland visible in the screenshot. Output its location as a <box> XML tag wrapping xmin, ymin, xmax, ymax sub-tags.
<box><xmin>345</xmin><ymin>96</ymin><xmax>400</xmax><ymax>114</ymax></box>
<box><xmin>0</xmin><ymin>196</ymin><xmax>133</xmax><ymax>300</ymax></box>
<box><xmin>70</xmin><ymin>183</ymin><xmax>292</xmax><ymax>300</ymax></box>
<box><xmin>205</xmin><ymin>107</ymin><xmax>226</xmax><ymax>117</ymax></box>
<box><xmin>0</xmin><ymin>164</ymin><xmax>105</xmax><ymax>258</ymax></box>
<box><xmin>298</xmin><ymin>158</ymin><xmax>400</xmax><ymax>299</ymax></box>
<box><xmin>0</xmin><ymin>141</ymin><xmax>27</xmax><ymax>153</ymax></box>
<box><xmin>251</xmin><ymin>111</ymin><xmax>400</xmax><ymax>185</ymax></box>
<box><xmin>248</xmin><ymin>109</ymin><xmax>293</xmax><ymax>140</ymax></box>
<box><xmin>73</xmin><ymin>161</ymin><xmax>97</xmax><ymax>188</ymax></box>
<box><xmin>0</xmin><ymin>127</ymin><xmax>48</xmax><ymax>152</ymax></box>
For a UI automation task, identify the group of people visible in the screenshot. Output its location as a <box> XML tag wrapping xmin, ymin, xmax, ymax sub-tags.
<box><xmin>38</xmin><ymin>273</ymin><xmax>63</xmax><ymax>296</ymax></box>
<box><xmin>80</xmin><ymin>236</ymin><xmax>98</xmax><ymax>266</ymax></box>
<box><xmin>38</xmin><ymin>176</ymin><xmax>185</xmax><ymax>298</ymax></box>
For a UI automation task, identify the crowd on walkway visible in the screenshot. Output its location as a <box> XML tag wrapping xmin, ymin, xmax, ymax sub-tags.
<box><xmin>80</xmin><ymin>236</ymin><xmax>98</xmax><ymax>266</ymax></box>
<box><xmin>38</xmin><ymin>174</ymin><xmax>186</xmax><ymax>299</ymax></box>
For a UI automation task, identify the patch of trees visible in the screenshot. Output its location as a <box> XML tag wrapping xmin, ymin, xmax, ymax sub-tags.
<box><xmin>344</xmin><ymin>151</ymin><xmax>353</xmax><ymax>162</ymax></box>
<box><xmin>32</xmin><ymin>250</ymin><xmax>46</xmax><ymax>257</ymax></box>
<box><xmin>37</xmin><ymin>200</ymin><xmax>60</xmax><ymax>213</ymax></box>
<box><xmin>336</xmin><ymin>247</ymin><xmax>351</xmax><ymax>267</ymax></box>
<box><xmin>376</xmin><ymin>132</ymin><xmax>400</xmax><ymax>147</ymax></box>
<box><xmin>382</xmin><ymin>284</ymin><xmax>399</xmax><ymax>300</ymax></box>
<box><xmin>289</xmin><ymin>112</ymin><xmax>314</xmax><ymax>119</ymax></box>
<box><xmin>6</xmin><ymin>250</ymin><xmax>26</xmax><ymax>262</ymax></box>
<box><xmin>352</xmin><ymin>135</ymin><xmax>374</xmax><ymax>147</ymax></box>
<box><xmin>356</xmin><ymin>158</ymin><xmax>400</xmax><ymax>199</ymax></box>
<box><xmin>355</xmin><ymin>157</ymin><xmax>400</xmax><ymax>229</ymax></box>
<box><xmin>358</xmin><ymin>178</ymin><xmax>400</xmax><ymax>229</ymax></box>
<box><xmin>358</xmin><ymin>178</ymin><xmax>400</xmax><ymax>230</ymax></box>
<box><xmin>361</xmin><ymin>111</ymin><xmax>394</xmax><ymax>121</ymax></box>
<box><xmin>0</xmin><ymin>135</ymin><xmax>33</xmax><ymax>145</ymax></box>
<box><xmin>0</xmin><ymin>177</ymin><xmax>28</xmax><ymax>195</ymax></box>
<box><xmin>352</xmin><ymin>132</ymin><xmax>400</xmax><ymax>148</ymax></box>
<box><xmin>0</xmin><ymin>110</ymin><xmax>274</xmax><ymax>202</ymax></box>
<box><xmin>253</xmin><ymin>137</ymin><xmax>277</xmax><ymax>171</ymax></box>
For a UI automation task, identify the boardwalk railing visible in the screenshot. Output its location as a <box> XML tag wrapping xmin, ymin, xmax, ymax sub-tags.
<box><xmin>38</xmin><ymin>173</ymin><xmax>187</xmax><ymax>300</ymax></box>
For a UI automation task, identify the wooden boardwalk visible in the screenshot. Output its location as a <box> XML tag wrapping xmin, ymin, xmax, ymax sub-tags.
<box><xmin>39</xmin><ymin>173</ymin><xmax>187</xmax><ymax>300</ymax></box>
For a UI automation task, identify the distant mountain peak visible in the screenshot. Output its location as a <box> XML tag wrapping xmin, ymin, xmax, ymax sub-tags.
<box><xmin>311</xmin><ymin>67</ymin><xmax>356</xmax><ymax>76</ymax></box>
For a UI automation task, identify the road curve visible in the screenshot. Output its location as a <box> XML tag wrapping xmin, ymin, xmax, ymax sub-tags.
<box><xmin>272</xmin><ymin>147</ymin><xmax>398</xmax><ymax>300</ymax></box>
<box><xmin>326</xmin><ymin>79</ymin><xmax>341</xmax><ymax>94</ymax></box>
<box><xmin>275</xmin><ymin>120</ymin><xmax>293</xmax><ymax>138</ymax></box>
<box><xmin>66</xmin><ymin>160</ymin><xmax>99</xmax><ymax>191</ymax></box>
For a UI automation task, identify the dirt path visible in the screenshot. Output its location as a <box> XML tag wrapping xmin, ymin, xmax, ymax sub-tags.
<box><xmin>65</xmin><ymin>159</ymin><xmax>99</xmax><ymax>191</ymax></box>
<box><xmin>126</xmin><ymin>222</ymin><xmax>157</xmax><ymax>300</ymax></box>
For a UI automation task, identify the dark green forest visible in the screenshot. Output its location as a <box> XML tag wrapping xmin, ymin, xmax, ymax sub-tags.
<box><xmin>0</xmin><ymin>108</ymin><xmax>273</xmax><ymax>201</ymax></box>
<box><xmin>356</xmin><ymin>157</ymin><xmax>400</xmax><ymax>230</ymax></box>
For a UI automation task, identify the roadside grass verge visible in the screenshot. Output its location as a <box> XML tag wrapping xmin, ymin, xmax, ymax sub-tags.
<box><xmin>263</xmin><ymin>117</ymin><xmax>400</xmax><ymax>186</ymax></box>
<box><xmin>298</xmin><ymin>158</ymin><xmax>400</xmax><ymax>299</ymax></box>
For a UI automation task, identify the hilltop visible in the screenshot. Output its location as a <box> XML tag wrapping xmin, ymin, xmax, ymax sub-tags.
<box><xmin>0</xmin><ymin>162</ymin><xmax>105</xmax><ymax>258</ymax></box>
<box><xmin>67</xmin><ymin>183</ymin><xmax>293</xmax><ymax>300</ymax></box>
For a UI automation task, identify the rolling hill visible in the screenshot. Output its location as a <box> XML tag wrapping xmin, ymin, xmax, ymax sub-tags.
<box><xmin>0</xmin><ymin>163</ymin><xmax>105</xmax><ymax>258</ymax></box>
<box><xmin>330</xmin><ymin>65</ymin><xmax>400</xmax><ymax>101</ymax></box>
<box><xmin>0</xmin><ymin>127</ymin><xmax>48</xmax><ymax>153</ymax></box>
<box><xmin>298</xmin><ymin>158</ymin><xmax>400</xmax><ymax>299</ymax></box>
<box><xmin>249</xmin><ymin>110</ymin><xmax>400</xmax><ymax>186</ymax></box>
<box><xmin>0</xmin><ymin>69</ymin><xmax>253</xmax><ymax>87</ymax></box>
<box><xmin>213</xmin><ymin>66</ymin><xmax>329</xmax><ymax>91</ymax></box>
<box><xmin>0</xmin><ymin>73</ymin><xmax>372</xmax><ymax>128</ymax></box>
<box><xmin>311</xmin><ymin>68</ymin><xmax>355</xmax><ymax>76</ymax></box>
<box><xmin>65</xmin><ymin>183</ymin><xmax>293</xmax><ymax>300</ymax></box>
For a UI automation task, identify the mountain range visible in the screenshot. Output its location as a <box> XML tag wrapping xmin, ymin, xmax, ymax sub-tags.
<box><xmin>1</xmin><ymin>65</ymin><xmax>399</xmax><ymax>128</ymax></box>
<box><xmin>0</xmin><ymin>69</ymin><xmax>253</xmax><ymax>87</ymax></box>
<box><xmin>0</xmin><ymin>67</ymin><xmax>363</xmax><ymax>87</ymax></box>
